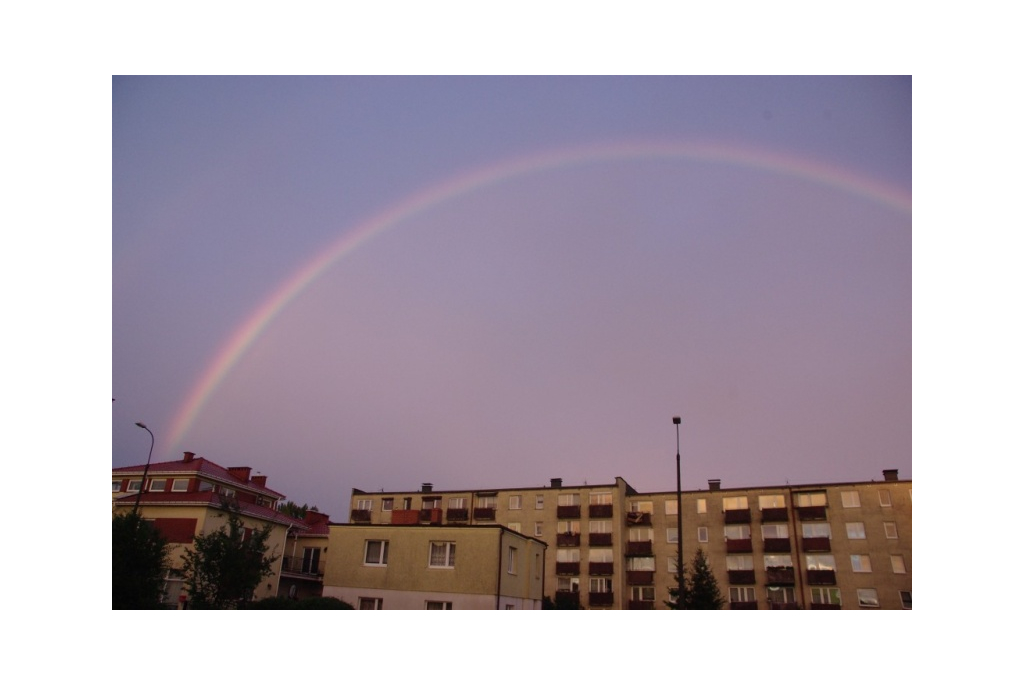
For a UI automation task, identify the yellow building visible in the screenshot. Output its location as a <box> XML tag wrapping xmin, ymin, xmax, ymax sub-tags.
<box><xmin>279</xmin><ymin>510</ymin><xmax>331</xmax><ymax>600</ymax></box>
<box><xmin>113</xmin><ymin>451</ymin><xmax>307</xmax><ymax>608</ymax></box>
<box><xmin>322</xmin><ymin>524</ymin><xmax>547</xmax><ymax>609</ymax></box>
<box><xmin>348</xmin><ymin>470</ymin><xmax>911</xmax><ymax>610</ymax></box>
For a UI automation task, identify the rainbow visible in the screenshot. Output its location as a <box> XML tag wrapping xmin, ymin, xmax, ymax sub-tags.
<box><xmin>166</xmin><ymin>140</ymin><xmax>911</xmax><ymax>452</ymax></box>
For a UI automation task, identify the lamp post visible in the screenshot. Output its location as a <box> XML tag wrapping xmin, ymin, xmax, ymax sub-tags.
<box><xmin>673</xmin><ymin>416</ymin><xmax>683</xmax><ymax>608</ymax></box>
<box><xmin>133</xmin><ymin>422</ymin><xmax>155</xmax><ymax>516</ymax></box>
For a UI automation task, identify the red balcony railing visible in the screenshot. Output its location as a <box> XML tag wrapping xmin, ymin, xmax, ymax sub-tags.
<box><xmin>588</xmin><ymin>504</ymin><xmax>613</xmax><ymax>518</ymax></box>
<box><xmin>806</xmin><ymin>569</ymin><xmax>837</xmax><ymax>585</ymax></box>
<box><xmin>588</xmin><ymin>532</ymin><xmax>612</xmax><ymax>547</ymax></box>
<box><xmin>589</xmin><ymin>562</ymin><xmax>614</xmax><ymax>576</ymax></box>
<box><xmin>446</xmin><ymin>508</ymin><xmax>468</xmax><ymax>522</ymax></box>
<box><xmin>765</xmin><ymin>567</ymin><xmax>796</xmax><ymax>585</ymax></box>
<box><xmin>796</xmin><ymin>506</ymin><xmax>827</xmax><ymax>521</ymax></box>
<box><xmin>474</xmin><ymin>507</ymin><xmax>496</xmax><ymax>521</ymax></box>
<box><xmin>625</xmin><ymin>540</ymin><xmax>653</xmax><ymax>556</ymax></box>
<box><xmin>555</xmin><ymin>562</ymin><xmax>581</xmax><ymax>575</ymax></box>
<box><xmin>726</xmin><ymin>539</ymin><xmax>753</xmax><ymax>553</ymax></box>
<box><xmin>763</xmin><ymin>538</ymin><xmax>791</xmax><ymax>552</ymax></box>
<box><xmin>557</xmin><ymin>533</ymin><xmax>581</xmax><ymax>547</ymax></box>
<box><xmin>557</xmin><ymin>505</ymin><xmax>581</xmax><ymax>519</ymax></box>
<box><xmin>760</xmin><ymin>508</ymin><xmax>789</xmax><ymax>522</ymax></box>
<box><xmin>810</xmin><ymin>603</ymin><xmax>841</xmax><ymax>610</ymax></box>
<box><xmin>724</xmin><ymin>509</ymin><xmax>751</xmax><ymax>524</ymax></box>
<box><xmin>730</xmin><ymin>601</ymin><xmax>758</xmax><ymax>610</ymax></box>
<box><xmin>626</xmin><ymin>570</ymin><xmax>655</xmax><ymax>585</ymax></box>
<box><xmin>628</xmin><ymin>600</ymin><xmax>655</xmax><ymax>610</ymax></box>
<box><xmin>626</xmin><ymin>511</ymin><xmax>651</xmax><ymax>526</ymax></box>
<box><xmin>589</xmin><ymin>592</ymin><xmax>614</xmax><ymax>607</ymax></box>
<box><xmin>801</xmin><ymin>537</ymin><xmax>831</xmax><ymax>552</ymax></box>
<box><xmin>728</xmin><ymin>570</ymin><xmax>756</xmax><ymax>584</ymax></box>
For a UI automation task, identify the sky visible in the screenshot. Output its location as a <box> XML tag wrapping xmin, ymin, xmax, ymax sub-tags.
<box><xmin>112</xmin><ymin>76</ymin><xmax>911</xmax><ymax>520</ymax></box>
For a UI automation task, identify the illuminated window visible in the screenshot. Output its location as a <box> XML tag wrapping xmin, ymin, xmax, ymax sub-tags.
<box><xmin>665</xmin><ymin>500</ymin><xmax>678</xmax><ymax>515</ymax></box>
<box><xmin>696</xmin><ymin>499</ymin><xmax>707</xmax><ymax>514</ymax></box>
<box><xmin>758</xmin><ymin>494</ymin><xmax>785</xmax><ymax>509</ymax></box>
<box><xmin>508</xmin><ymin>522</ymin><xmax>521</xmax><ymax>533</ymax></box>
<box><xmin>795</xmin><ymin>491</ymin><xmax>827</xmax><ymax>507</ymax></box>
<box><xmin>879</xmin><ymin>490</ymin><xmax>892</xmax><ymax>507</ymax></box>
<box><xmin>722</xmin><ymin>496</ymin><xmax>748</xmax><ymax>511</ymax></box>
<box><xmin>764</xmin><ymin>554</ymin><xmax>793</xmax><ymax>570</ymax></box>
<box><xmin>891</xmin><ymin>555</ymin><xmax>907</xmax><ymax>574</ymax></box>
<box><xmin>726</xmin><ymin>555</ymin><xmax>754</xmax><ymax>571</ymax></box>
<box><xmin>761</xmin><ymin>523</ymin><xmax>788</xmax><ymax>539</ymax></box>
<box><xmin>629</xmin><ymin>500</ymin><xmax>653</xmax><ymax>513</ymax></box>
<box><xmin>509</xmin><ymin>495</ymin><xmax>522</xmax><ymax>510</ymax></box>
<box><xmin>448</xmin><ymin>497</ymin><xmax>466</xmax><ymax>509</ymax></box>
<box><xmin>356</xmin><ymin>499</ymin><xmax>373</xmax><ymax>511</ymax></box>
<box><xmin>846</xmin><ymin>522</ymin><xmax>866</xmax><ymax>539</ymax></box>
<box><xmin>851</xmin><ymin>555</ymin><xmax>872</xmax><ymax>572</ymax></box>
<box><xmin>841</xmin><ymin>491</ymin><xmax>861</xmax><ymax>508</ymax></box>
<box><xmin>589</xmin><ymin>492</ymin><xmax>612</xmax><ymax>505</ymax></box>
<box><xmin>802</xmin><ymin>522</ymin><xmax>831</xmax><ymax>539</ymax></box>
<box><xmin>557</xmin><ymin>493</ymin><xmax>580</xmax><ymax>506</ymax></box>
<box><xmin>806</xmin><ymin>554</ymin><xmax>836</xmax><ymax>571</ymax></box>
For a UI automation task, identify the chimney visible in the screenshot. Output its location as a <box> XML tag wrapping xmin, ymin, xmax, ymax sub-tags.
<box><xmin>183</xmin><ymin>451</ymin><xmax>195</xmax><ymax>463</ymax></box>
<box><xmin>550</xmin><ymin>478</ymin><xmax>562</xmax><ymax>489</ymax></box>
<box><xmin>251</xmin><ymin>474</ymin><xmax>268</xmax><ymax>488</ymax></box>
<box><xmin>708</xmin><ymin>478</ymin><xmax>721</xmax><ymax>491</ymax></box>
<box><xmin>421</xmin><ymin>482</ymin><xmax>433</xmax><ymax>493</ymax></box>
<box><xmin>882</xmin><ymin>469</ymin><xmax>899</xmax><ymax>482</ymax></box>
<box><xmin>228</xmin><ymin>467</ymin><xmax>252</xmax><ymax>482</ymax></box>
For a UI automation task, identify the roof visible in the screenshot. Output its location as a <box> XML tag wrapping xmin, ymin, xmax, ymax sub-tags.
<box><xmin>113</xmin><ymin>491</ymin><xmax>310</xmax><ymax>530</ymax></box>
<box><xmin>113</xmin><ymin>456</ymin><xmax>285</xmax><ymax>498</ymax></box>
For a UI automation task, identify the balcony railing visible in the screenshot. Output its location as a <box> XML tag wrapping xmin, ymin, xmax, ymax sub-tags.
<box><xmin>763</xmin><ymin>538</ymin><xmax>791</xmax><ymax>553</ymax></box>
<box><xmin>554</xmin><ymin>591</ymin><xmax>581</xmax><ymax>609</ymax></box>
<box><xmin>474</xmin><ymin>507</ymin><xmax>496</xmax><ymax>521</ymax></box>
<box><xmin>801</xmin><ymin>537</ymin><xmax>831</xmax><ymax>552</ymax></box>
<box><xmin>726</xmin><ymin>539</ymin><xmax>753</xmax><ymax>553</ymax></box>
<box><xmin>806</xmin><ymin>569</ymin><xmax>837</xmax><ymax>585</ymax></box>
<box><xmin>730</xmin><ymin>601</ymin><xmax>758</xmax><ymax>610</ymax></box>
<box><xmin>420</xmin><ymin>509</ymin><xmax>442</xmax><ymax>524</ymax></box>
<box><xmin>626</xmin><ymin>511</ymin><xmax>651</xmax><ymax>526</ymax></box>
<box><xmin>350</xmin><ymin>509</ymin><xmax>371</xmax><ymax>522</ymax></box>
<box><xmin>769</xmin><ymin>602</ymin><xmax>800</xmax><ymax>610</ymax></box>
<box><xmin>628</xmin><ymin>600</ymin><xmax>655</xmax><ymax>610</ymax></box>
<box><xmin>765</xmin><ymin>567</ymin><xmax>796</xmax><ymax>585</ymax></box>
<box><xmin>589</xmin><ymin>592</ymin><xmax>614</xmax><ymax>607</ymax></box>
<box><xmin>796</xmin><ymin>506</ymin><xmax>827</xmax><ymax>521</ymax></box>
<box><xmin>555</xmin><ymin>562</ymin><xmax>581</xmax><ymax>575</ymax></box>
<box><xmin>390</xmin><ymin>509</ymin><xmax>419</xmax><ymax>524</ymax></box>
<box><xmin>557</xmin><ymin>505</ymin><xmax>581</xmax><ymax>519</ymax></box>
<box><xmin>728</xmin><ymin>570</ymin><xmax>756</xmax><ymax>584</ymax></box>
<box><xmin>810</xmin><ymin>603</ymin><xmax>842</xmax><ymax>610</ymax></box>
<box><xmin>626</xmin><ymin>570</ymin><xmax>655</xmax><ymax>585</ymax></box>
<box><xmin>588</xmin><ymin>504</ymin><xmax>613</xmax><ymax>518</ymax></box>
<box><xmin>588</xmin><ymin>532</ymin><xmax>612</xmax><ymax>547</ymax></box>
<box><xmin>280</xmin><ymin>555</ymin><xmax>324</xmax><ymax>576</ymax></box>
<box><xmin>557</xmin><ymin>532</ymin><xmax>581</xmax><ymax>547</ymax></box>
<box><xmin>760</xmin><ymin>507</ymin><xmax>789</xmax><ymax>522</ymax></box>
<box><xmin>724</xmin><ymin>509</ymin><xmax>751</xmax><ymax>524</ymax></box>
<box><xmin>589</xmin><ymin>562</ymin><xmax>614</xmax><ymax>576</ymax></box>
<box><xmin>446</xmin><ymin>508</ymin><xmax>468</xmax><ymax>522</ymax></box>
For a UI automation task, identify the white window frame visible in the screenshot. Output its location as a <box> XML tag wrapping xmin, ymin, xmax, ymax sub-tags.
<box><xmin>805</xmin><ymin>554</ymin><xmax>836</xmax><ymax>571</ymax></box>
<box><xmin>811</xmin><ymin>587</ymin><xmax>841</xmax><ymax>606</ymax></box>
<box><xmin>697</xmin><ymin>526</ymin><xmax>708</xmax><ymax>543</ymax></box>
<box><xmin>730</xmin><ymin>586</ymin><xmax>756</xmax><ymax>603</ymax></box>
<box><xmin>381</xmin><ymin>498</ymin><xmax>393</xmax><ymax>511</ymax></box>
<box><xmin>631</xmin><ymin>586</ymin><xmax>655</xmax><ymax>602</ymax></box>
<box><xmin>425</xmin><ymin>601</ymin><xmax>453</xmax><ymax>610</ymax></box>
<box><xmin>627</xmin><ymin>556</ymin><xmax>655</xmax><ymax>572</ymax></box>
<box><xmin>846</xmin><ymin>522</ymin><xmax>866</xmax><ymax>539</ymax></box>
<box><xmin>802</xmin><ymin>522</ymin><xmax>832</xmax><ymax>539</ymax></box>
<box><xmin>556</xmin><ymin>549</ymin><xmax>580</xmax><ymax>563</ymax></box>
<box><xmin>508</xmin><ymin>522</ymin><xmax>521</xmax><ymax>533</ymax></box>
<box><xmin>126</xmin><ymin>479</ymin><xmax>142</xmax><ymax>493</ymax></box>
<box><xmin>664</xmin><ymin>500</ymin><xmax>678</xmax><ymax>516</ymax></box>
<box><xmin>841</xmin><ymin>491</ymin><xmax>861</xmax><ymax>508</ymax></box>
<box><xmin>171</xmin><ymin>479</ymin><xmax>189</xmax><ymax>492</ymax></box>
<box><xmin>758</xmin><ymin>494</ymin><xmax>785</xmax><ymax>509</ymax></box>
<box><xmin>726</xmin><ymin>555</ymin><xmax>754</xmax><ymax>571</ymax></box>
<box><xmin>112</xmin><ymin>480</ymin><xmax>122</xmax><ymax>492</ymax></box>
<box><xmin>507</xmin><ymin>546</ymin><xmax>518</xmax><ymax>574</ymax></box>
<box><xmin>764</xmin><ymin>554</ymin><xmax>793</xmax><ymax>570</ymax></box>
<box><xmin>557</xmin><ymin>576</ymin><xmax>580</xmax><ymax>592</ymax></box>
<box><xmin>429</xmin><ymin>541</ymin><xmax>456</xmax><ymax>568</ymax></box>
<box><xmin>696</xmin><ymin>498</ymin><xmax>707</xmax><ymax>514</ymax></box>
<box><xmin>857</xmin><ymin>589</ymin><xmax>879</xmax><ymax>607</ymax></box>
<box><xmin>364</xmin><ymin>540</ymin><xmax>389</xmax><ymax>566</ymax></box>
<box><xmin>879</xmin><ymin>489</ymin><xmax>892</xmax><ymax>507</ymax></box>
<box><xmin>534</xmin><ymin>522</ymin><xmax>543</xmax><ymax>537</ymax></box>
<box><xmin>509</xmin><ymin>495</ymin><xmax>522</xmax><ymax>510</ymax></box>
<box><xmin>589</xmin><ymin>577</ymin><xmax>612</xmax><ymax>593</ymax></box>
<box><xmin>356</xmin><ymin>499</ymin><xmax>373</xmax><ymax>511</ymax></box>
<box><xmin>795</xmin><ymin>491</ymin><xmax>827</xmax><ymax>507</ymax></box>
<box><xmin>724</xmin><ymin>524</ymin><xmax>751</xmax><ymax>540</ymax></box>
<box><xmin>588</xmin><ymin>548</ymin><xmax>613</xmax><ymax>563</ymax></box>
<box><xmin>666</xmin><ymin>527</ymin><xmax>678</xmax><ymax>543</ymax></box>
<box><xmin>589</xmin><ymin>492</ymin><xmax>612</xmax><ymax>505</ymax></box>
<box><xmin>722</xmin><ymin>496</ymin><xmax>748</xmax><ymax>511</ymax></box>
<box><xmin>358</xmin><ymin>597</ymin><xmax>383</xmax><ymax>610</ymax></box>
<box><xmin>891</xmin><ymin>555</ymin><xmax>907</xmax><ymax>574</ymax></box>
<box><xmin>589</xmin><ymin>520</ymin><xmax>612</xmax><ymax>533</ymax></box>
<box><xmin>557</xmin><ymin>520</ymin><xmax>581</xmax><ymax>534</ymax></box>
<box><xmin>448</xmin><ymin>497</ymin><xmax>466</xmax><ymax>509</ymax></box>
<box><xmin>884</xmin><ymin>522</ymin><xmax>899</xmax><ymax>539</ymax></box>
<box><xmin>629</xmin><ymin>527</ymin><xmax>653</xmax><ymax>542</ymax></box>
<box><xmin>629</xmin><ymin>500</ymin><xmax>653</xmax><ymax>513</ymax></box>
<box><xmin>535</xmin><ymin>495</ymin><xmax>544</xmax><ymax>509</ymax></box>
<box><xmin>761</xmin><ymin>523</ymin><xmax>788</xmax><ymax>539</ymax></box>
<box><xmin>557</xmin><ymin>493</ymin><xmax>580</xmax><ymax>507</ymax></box>
<box><xmin>851</xmin><ymin>554</ymin><xmax>872</xmax><ymax>573</ymax></box>
<box><xmin>148</xmin><ymin>478</ymin><xmax>166</xmax><ymax>492</ymax></box>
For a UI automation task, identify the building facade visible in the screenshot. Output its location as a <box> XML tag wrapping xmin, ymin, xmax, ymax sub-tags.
<box><xmin>322</xmin><ymin>524</ymin><xmax>547</xmax><ymax>609</ymax></box>
<box><xmin>348</xmin><ymin>470</ymin><xmax>911</xmax><ymax>610</ymax></box>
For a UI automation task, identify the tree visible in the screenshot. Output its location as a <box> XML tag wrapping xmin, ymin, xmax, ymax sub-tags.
<box><xmin>180</xmin><ymin>504</ymin><xmax>279</xmax><ymax>609</ymax></box>
<box><xmin>666</xmin><ymin>548</ymin><xmax>725</xmax><ymax>610</ymax></box>
<box><xmin>113</xmin><ymin>511</ymin><xmax>169</xmax><ymax>609</ymax></box>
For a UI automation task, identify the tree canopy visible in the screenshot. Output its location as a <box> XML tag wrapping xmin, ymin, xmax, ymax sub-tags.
<box><xmin>112</xmin><ymin>511</ymin><xmax>169</xmax><ymax>609</ymax></box>
<box><xmin>667</xmin><ymin>548</ymin><xmax>725</xmax><ymax>610</ymax></box>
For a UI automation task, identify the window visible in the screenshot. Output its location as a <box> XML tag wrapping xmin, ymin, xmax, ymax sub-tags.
<box><xmin>448</xmin><ymin>497</ymin><xmax>466</xmax><ymax>509</ymax></box>
<box><xmin>664</xmin><ymin>500</ymin><xmax>678</xmax><ymax>515</ymax></box>
<box><xmin>508</xmin><ymin>547</ymin><xmax>518</xmax><ymax>574</ymax></box>
<box><xmin>806</xmin><ymin>554</ymin><xmax>836</xmax><ymax>571</ymax></box>
<box><xmin>891</xmin><ymin>555</ymin><xmax>907</xmax><ymax>574</ymax></box>
<box><xmin>197</xmin><ymin>480</ymin><xmax>213</xmax><ymax>492</ymax></box>
<box><xmin>841</xmin><ymin>491</ymin><xmax>861</xmax><ymax>508</ymax></box>
<box><xmin>509</xmin><ymin>495</ymin><xmax>522</xmax><ymax>510</ymax></box>
<box><xmin>364</xmin><ymin>540</ymin><xmax>389</xmax><ymax>566</ymax></box>
<box><xmin>535</xmin><ymin>495</ymin><xmax>544</xmax><ymax>509</ymax></box>
<box><xmin>534</xmin><ymin>522</ymin><xmax>543</xmax><ymax>537</ymax></box>
<box><xmin>857</xmin><ymin>589</ymin><xmax>879</xmax><ymax>607</ymax></box>
<box><xmin>356</xmin><ymin>499</ymin><xmax>373</xmax><ymax>511</ymax></box>
<box><xmin>851</xmin><ymin>555</ymin><xmax>872</xmax><ymax>572</ymax></box>
<box><xmin>631</xmin><ymin>586</ymin><xmax>655</xmax><ymax>602</ymax></box>
<box><xmin>767</xmin><ymin>587</ymin><xmax>795</xmax><ymax>604</ymax></box>
<box><xmin>302</xmin><ymin>547</ymin><xmax>321</xmax><ymax>573</ymax></box>
<box><xmin>879</xmin><ymin>490</ymin><xmax>892</xmax><ymax>507</ymax></box>
<box><xmin>382</xmin><ymin>498</ymin><xmax>393</xmax><ymax>511</ymax></box>
<box><xmin>148</xmin><ymin>478</ymin><xmax>166</xmax><ymax>492</ymax></box>
<box><xmin>846</xmin><ymin>522</ymin><xmax>866</xmax><ymax>539</ymax></box>
<box><xmin>802</xmin><ymin>522</ymin><xmax>831</xmax><ymax>539</ymax></box>
<box><xmin>884</xmin><ymin>522</ymin><xmax>899</xmax><ymax>539</ymax></box>
<box><xmin>112</xmin><ymin>480</ymin><xmax>122</xmax><ymax>492</ymax></box>
<box><xmin>724</xmin><ymin>524</ymin><xmax>751</xmax><ymax>540</ymax></box>
<box><xmin>421</xmin><ymin>497</ymin><xmax>440</xmax><ymax>509</ymax></box>
<box><xmin>558</xmin><ymin>493</ymin><xmax>580</xmax><ymax>506</ymax></box>
<box><xmin>761</xmin><ymin>524</ymin><xmax>788</xmax><ymax>539</ymax></box>
<box><xmin>629</xmin><ymin>500</ymin><xmax>653</xmax><ymax>513</ymax></box>
<box><xmin>764</xmin><ymin>555</ymin><xmax>793</xmax><ymax>569</ymax></box>
<box><xmin>629</xmin><ymin>527</ymin><xmax>653</xmax><ymax>542</ymax></box>
<box><xmin>589</xmin><ymin>520</ymin><xmax>612</xmax><ymax>533</ymax></box>
<box><xmin>429</xmin><ymin>542</ymin><xmax>456</xmax><ymax>568</ymax></box>
<box><xmin>588</xmin><ymin>549</ymin><xmax>613</xmax><ymax>563</ymax></box>
<box><xmin>557</xmin><ymin>521</ymin><xmax>581</xmax><ymax>534</ymax></box>
<box><xmin>900</xmin><ymin>591</ymin><xmax>912</xmax><ymax>609</ymax></box>
<box><xmin>666</xmin><ymin>528</ymin><xmax>678</xmax><ymax>543</ymax></box>
<box><xmin>556</xmin><ymin>549</ymin><xmax>580</xmax><ymax>562</ymax></box>
<box><xmin>758</xmin><ymin>494</ymin><xmax>785</xmax><ymax>509</ymax></box>
<box><xmin>359</xmin><ymin>597</ymin><xmax>383</xmax><ymax>610</ymax></box>
<box><xmin>696</xmin><ymin>499</ymin><xmax>707</xmax><ymax>514</ymax></box>
<box><xmin>557</xmin><ymin>577</ymin><xmax>580</xmax><ymax>592</ymax></box>
<box><xmin>508</xmin><ymin>522</ymin><xmax>521</xmax><ymax>533</ymax></box>
<box><xmin>722</xmin><ymin>496</ymin><xmax>748</xmax><ymax>511</ymax></box>
<box><xmin>476</xmin><ymin>496</ymin><xmax>496</xmax><ymax>510</ymax></box>
<box><xmin>627</xmin><ymin>556</ymin><xmax>655</xmax><ymax>571</ymax></box>
<box><xmin>726</xmin><ymin>555</ymin><xmax>754</xmax><ymax>571</ymax></box>
<box><xmin>590</xmin><ymin>492</ymin><xmax>612</xmax><ymax>505</ymax></box>
<box><xmin>667</xmin><ymin>557</ymin><xmax>680</xmax><ymax>574</ymax></box>
<box><xmin>220</xmin><ymin>487</ymin><xmax>236</xmax><ymax>498</ymax></box>
<box><xmin>697</xmin><ymin>526</ymin><xmax>708</xmax><ymax>543</ymax></box>
<box><xmin>426</xmin><ymin>601</ymin><xmax>453</xmax><ymax>610</ymax></box>
<box><xmin>795</xmin><ymin>491</ymin><xmax>827</xmax><ymax>507</ymax></box>
<box><xmin>730</xmin><ymin>587</ymin><xmax>756</xmax><ymax>603</ymax></box>
<box><xmin>505</xmin><ymin>604</ymin><xmax>514</xmax><ymax>610</ymax></box>
<box><xmin>811</xmin><ymin>587</ymin><xmax>841</xmax><ymax>606</ymax></box>
<box><xmin>126</xmin><ymin>479</ymin><xmax>141</xmax><ymax>493</ymax></box>
<box><xmin>590</xmin><ymin>578</ymin><xmax>613</xmax><ymax>593</ymax></box>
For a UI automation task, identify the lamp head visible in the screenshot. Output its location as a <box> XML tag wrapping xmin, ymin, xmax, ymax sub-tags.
<box><xmin>135</xmin><ymin>421</ymin><xmax>147</xmax><ymax>429</ymax></box>
<box><xmin>672</xmin><ymin>416</ymin><xmax>681</xmax><ymax>425</ymax></box>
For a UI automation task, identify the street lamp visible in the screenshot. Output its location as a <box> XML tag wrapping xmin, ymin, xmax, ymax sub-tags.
<box><xmin>673</xmin><ymin>416</ymin><xmax>683</xmax><ymax>607</ymax></box>
<box><xmin>133</xmin><ymin>422</ymin><xmax>155</xmax><ymax>516</ymax></box>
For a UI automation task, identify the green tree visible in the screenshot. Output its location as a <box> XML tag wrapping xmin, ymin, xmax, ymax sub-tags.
<box><xmin>180</xmin><ymin>504</ymin><xmax>279</xmax><ymax>609</ymax></box>
<box><xmin>666</xmin><ymin>548</ymin><xmax>725</xmax><ymax>610</ymax></box>
<box><xmin>112</xmin><ymin>511</ymin><xmax>169</xmax><ymax>609</ymax></box>
<box><xmin>277</xmin><ymin>501</ymin><xmax>314</xmax><ymax>519</ymax></box>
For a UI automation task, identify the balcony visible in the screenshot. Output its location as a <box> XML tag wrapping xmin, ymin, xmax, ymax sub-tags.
<box><xmin>726</xmin><ymin>539</ymin><xmax>753</xmax><ymax>553</ymax></box>
<box><xmin>806</xmin><ymin>569</ymin><xmax>837</xmax><ymax>585</ymax></box>
<box><xmin>625</xmin><ymin>540</ymin><xmax>653</xmax><ymax>556</ymax></box>
<box><xmin>420</xmin><ymin>509</ymin><xmax>442</xmax><ymax>524</ymax></box>
<box><xmin>588</xmin><ymin>532</ymin><xmax>612</xmax><ymax>547</ymax></box>
<box><xmin>554</xmin><ymin>591</ymin><xmax>581</xmax><ymax>609</ymax></box>
<box><xmin>728</xmin><ymin>570</ymin><xmax>756</xmax><ymax>584</ymax></box>
<box><xmin>557</xmin><ymin>532</ymin><xmax>581</xmax><ymax>547</ymax></box>
<box><xmin>627</xmin><ymin>570</ymin><xmax>655</xmax><ymax>585</ymax></box>
<box><xmin>350</xmin><ymin>509</ymin><xmax>371</xmax><ymax>522</ymax></box>
<box><xmin>769</xmin><ymin>602</ymin><xmax>799</xmax><ymax>610</ymax></box>
<box><xmin>810</xmin><ymin>603</ymin><xmax>842</xmax><ymax>610</ymax></box>
<box><xmin>557</xmin><ymin>505</ymin><xmax>581</xmax><ymax>519</ymax></box>
<box><xmin>763</xmin><ymin>538</ymin><xmax>791</xmax><ymax>553</ymax></box>
<box><xmin>589</xmin><ymin>592</ymin><xmax>614</xmax><ymax>607</ymax></box>
<box><xmin>626</xmin><ymin>511</ymin><xmax>651</xmax><ymax>526</ymax></box>
<box><xmin>555</xmin><ymin>562</ymin><xmax>581</xmax><ymax>575</ymax></box>
<box><xmin>589</xmin><ymin>504</ymin><xmax>613</xmax><ymax>518</ymax></box>
<box><xmin>724</xmin><ymin>509</ymin><xmax>751</xmax><ymax>524</ymax></box>
<box><xmin>589</xmin><ymin>562</ymin><xmax>614</xmax><ymax>576</ymax></box>
<box><xmin>628</xmin><ymin>600</ymin><xmax>655</xmax><ymax>610</ymax></box>
<box><xmin>760</xmin><ymin>507</ymin><xmax>788</xmax><ymax>522</ymax></box>
<box><xmin>474</xmin><ymin>507</ymin><xmax>496</xmax><ymax>521</ymax></box>
<box><xmin>765</xmin><ymin>567</ymin><xmax>795</xmax><ymax>585</ymax></box>
<box><xmin>730</xmin><ymin>601</ymin><xmax>758</xmax><ymax>610</ymax></box>
<box><xmin>390</xmin><ymin>509</ymin><xmax>419</xmax><ymax>525</ymax></box>
<box><xmin>801</xmin><ymin>537</ymin><xmax>831</xmax><ymax>552</ymax></box>
<box><xmin>796</xmin><ymin>506</ymin><xmax>827</xmax><ymax>521</ymax></box>
<box><xmin>280</xmin><ymin>554</ymin><xmax>324</xmax><ymax>576</ymax></box>
<box><xmin>446</xmin><ymin>508</ymin><xmax>468</xmax><ymax>522</ymax></box>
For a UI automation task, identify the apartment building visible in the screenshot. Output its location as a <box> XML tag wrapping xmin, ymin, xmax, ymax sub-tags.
<box><xmin>348</xmin><ymin>469</ymin><xmax>911</xmax><ymax>610</ymax></box>
<box><xmin>322</xmin><ymin>524</ymin><xmax>547</xmax><ymax>609</ymax></box>
<box><xmin>113</xmin><ymin>451</ymin><xmax>307</xmax><ymax>607</ymax></box>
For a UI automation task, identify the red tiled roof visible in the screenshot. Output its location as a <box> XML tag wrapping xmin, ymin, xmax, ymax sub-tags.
<box><xmin>113</xmin><ymin>491</ymin><xmax>309</xmax><ymax>531</ymax></box>
<box><xmin>113</xmin><ymin>456</ymin><xmax>284</xmax><ymax>497</ymax></box>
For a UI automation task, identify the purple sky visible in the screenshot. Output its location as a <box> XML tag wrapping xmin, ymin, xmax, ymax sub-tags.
<box><xmin>112</xmin><ymin>77</ymin><xmax>911</xmax><ymax>520</ymax></box>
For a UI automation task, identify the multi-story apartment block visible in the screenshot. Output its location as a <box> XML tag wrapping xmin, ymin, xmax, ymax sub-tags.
<box><xmin>348</xmin><ymin>469</ymin><xmax>911</xmax><ymax>610</ymax></box>
<box><xmin>322</xmin><ymin>524</ymin><xmax>547</xmax><ymax>609</ymax></box>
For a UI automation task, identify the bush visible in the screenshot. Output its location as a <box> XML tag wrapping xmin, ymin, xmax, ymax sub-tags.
<box><xmin>244</xmin><ymin>595</ymin><xmax>354</xmax><ymax>610</ymax></box>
